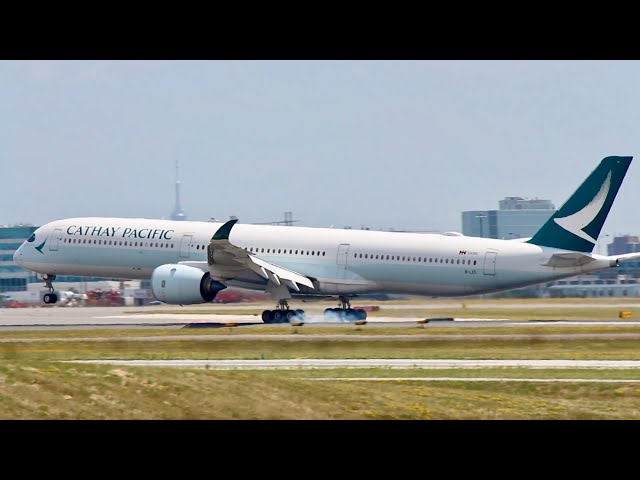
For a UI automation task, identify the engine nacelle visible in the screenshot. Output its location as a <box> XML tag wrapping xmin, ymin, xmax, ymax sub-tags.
<box><xmin>151</xmin><ymin>264</ymin><xmax>226</xmax><ymax>304</ymax></box>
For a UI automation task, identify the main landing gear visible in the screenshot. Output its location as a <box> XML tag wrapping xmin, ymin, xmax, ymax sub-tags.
<box><xmin>324</xmin><ymin>296</ymin><xmax>367</xmax><ymax>321</ymax></box>
<box><xmin>262</xmin><ymin>299</ymin><xmax>305</xmax><ymax>324</ymax></box>
<box><xmin>42</xmin><ymin>274</ymin><xmax>58</xmax><ymax>304</ymax></box>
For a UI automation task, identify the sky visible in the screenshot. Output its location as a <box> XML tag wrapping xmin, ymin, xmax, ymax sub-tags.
<box><xmin>2</xmin><ymin>60</ymin><xmax>639</xmax><ymax>242</ymax></box>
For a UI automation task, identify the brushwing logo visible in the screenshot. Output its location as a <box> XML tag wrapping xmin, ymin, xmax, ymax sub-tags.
<box><xmin>554</xmin><ymin>170</ymin><xmax>612</xmax><ymax>244</ymax></box>
<box><xmin>35</xmin><ymin>240</ymin><xmax>46</xmax><ymax>254</ymax></box>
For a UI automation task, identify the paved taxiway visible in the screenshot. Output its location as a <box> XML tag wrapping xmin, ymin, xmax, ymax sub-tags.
<box><xmin>68</xmin><ymin>359</ymin><xmax>640</xmax><ymax>369</ymax></box>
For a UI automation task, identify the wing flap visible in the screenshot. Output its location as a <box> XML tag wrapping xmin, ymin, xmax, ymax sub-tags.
<box><xmin>204</xmin><ymin>219</ymin><xmax>315</xmax><ymax>291</ymax></box>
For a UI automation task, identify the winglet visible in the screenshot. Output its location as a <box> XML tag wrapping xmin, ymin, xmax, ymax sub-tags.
<box><xmin>212</xmin><ymin>219</ymin><xmax>238</xmax><ymax>241</ymax></box>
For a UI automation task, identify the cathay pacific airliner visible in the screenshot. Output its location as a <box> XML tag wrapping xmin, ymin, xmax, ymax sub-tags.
<box><xmin>14</xmin><ymin>156</ymin><xmax>640</xmax><ymax>322</ymax></box>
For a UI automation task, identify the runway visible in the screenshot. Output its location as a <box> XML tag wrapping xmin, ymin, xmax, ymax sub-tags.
<box><xmin>68</xmin><ymin>359</ymin><xmax>640</xmax><ymax>369</ymax></box>
<box><xmin>1</xmin><ymin>305</ymin><xmax>639</xmax><ymax>329</ymax></box>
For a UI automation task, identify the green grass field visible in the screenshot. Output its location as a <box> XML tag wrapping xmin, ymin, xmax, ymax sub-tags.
<box><xmin>2</xmin><ymin>361</ymin><xmax>640</xmax><ymax>419</ymax></box>
<box><xmin>3</xmin><ymin>297</ymin><xmax>640</xmax><ymax>419</ymax></box>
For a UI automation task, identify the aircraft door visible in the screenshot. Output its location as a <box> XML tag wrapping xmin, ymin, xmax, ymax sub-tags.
<box><xmin>49</xmin><ymin>229</ymin><xmax>62</xmax><ymax>252</ymax></box>
<box><xmin>180</xmin><ymin>235</ymin><xmax>193</xmax><ymax>259</ymax></box>
<box><xmin>337</xmin><ymin>243</ymin><xmax>350</xmax><ymax>267</ymax></box>
<box><xmin>483</xmin><ymin>250</ymin><xmax>497</xmax><ymax>275</ymax></box>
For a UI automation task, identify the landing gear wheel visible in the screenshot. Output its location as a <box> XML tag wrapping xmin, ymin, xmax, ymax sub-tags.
<box><xmin>262</xmin><ymin>310</ymin><xmax>273</xmax><ymax>323</ymax></box>
<box><xmin>272</xmin><ymin>310</ymin><xmax>283</xmax><ymax>323</ymax></box>
<box><xmin>286</xmin><ymin>310</ymin><xmax>296</xmax><ymax>321</ymax></box>
<box><xmin>43</xmin><ymin>293</ymin><xmax>58</xmax><ymax>304</ymax></box>
<box><xmin>345</xmin><ymin>309</ymin><xmax>358</xmax><ymax>321</ymax></box>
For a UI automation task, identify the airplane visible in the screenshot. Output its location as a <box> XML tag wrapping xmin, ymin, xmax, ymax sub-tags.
<box><xmin>13</xmin><ymin>155</ymin><xmax>640</xmax><ymax>323</ymax></box>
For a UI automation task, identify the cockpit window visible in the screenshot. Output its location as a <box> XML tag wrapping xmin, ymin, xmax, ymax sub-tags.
<box><xmin>27</xmin><ymin>234</ymin><xmax>36</xmax><ymax>243</ymax></box>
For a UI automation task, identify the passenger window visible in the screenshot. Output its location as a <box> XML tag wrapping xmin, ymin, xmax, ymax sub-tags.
<box><xmin>474</xmin><ymin>260</ymin><xmax>477</xmax><ymax>265</ymax></box>
<box><xmin>289</xmin><ymin>250</ymin><xmax>293</xmax><ymax>254</ymax></box>
<box><xmin>413</xmin><ymin>257</ymin><xmax>416</xmax><ymax>262</ymax></box>
<box><xmin>262</xmin><ymin>248</ymin><xmax>264</xmax><ymax>253</ymax></box>
<box><xmin>386</xmin><ymin>255</ymin><xmax>389</xmax><ymax>260</ymax></box>
<box><xmin>312</xmin><ymin>251</ymin><xmax>315</xmax><ymax>255</ymax></box>
<box><xmin>278</xmin><ymin>249</ymin><xmax>282</xmax><ymax>254</ymax></box>
<box><xmin>365</xmin><ymin>254</ymin><xmax>368</xmax><ymax>259</ymax></box>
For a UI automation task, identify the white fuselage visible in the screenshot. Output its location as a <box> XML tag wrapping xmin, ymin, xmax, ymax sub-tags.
<box><xmin>14</xmin><ymin>217</ymin><xmax>613</xmax><ymax>297</ymax></box>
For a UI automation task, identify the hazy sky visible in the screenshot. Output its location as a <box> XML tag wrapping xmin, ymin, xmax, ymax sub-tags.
<box><xmin>2</xmin><ymin>60</ymin><xmax>639</xmax><ymax>240</ymax></box>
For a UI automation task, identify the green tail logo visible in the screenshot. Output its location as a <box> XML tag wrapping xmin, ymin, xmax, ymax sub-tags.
<box><xmin>35</xmin><ymin>240</ymin><xmax>47</xmax><ymax>254</ymax></box>
<box><xmin>527</xmin><ymin>156</ymin><xmax>632</xmax><ymax>253</ymax></box>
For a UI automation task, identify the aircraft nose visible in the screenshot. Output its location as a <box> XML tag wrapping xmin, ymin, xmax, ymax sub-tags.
<box><xmin>13</xmin><ymin>246</ymin><xmax>23</xmax><ymax>265</ymax></box>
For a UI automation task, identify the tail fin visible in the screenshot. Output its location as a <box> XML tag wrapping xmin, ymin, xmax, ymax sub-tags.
<box><xmin>527</xmin><ymin>156</ymin><xmax>632</xmax><ymax>252</ymax></box>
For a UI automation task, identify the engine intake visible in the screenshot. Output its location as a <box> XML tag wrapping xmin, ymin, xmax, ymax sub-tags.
<box><xmin>151</xmin><ymin>264</ymin><xmax>226</xmax><ymax>304</ymax></box>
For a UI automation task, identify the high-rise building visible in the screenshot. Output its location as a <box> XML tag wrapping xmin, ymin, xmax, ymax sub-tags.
<box><xmin>462</xmin><ymin>197</ymin><xmax>556</xmax><ymax>239</ymax></box>
<box><xmin>170</xmin><ymin>160</ymin><xmax>187</xmax><ymax>221</ymax></box>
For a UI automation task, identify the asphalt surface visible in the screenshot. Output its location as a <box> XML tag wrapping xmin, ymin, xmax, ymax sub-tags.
<box><xmin>68</xmin><ymin>359</ymin><xmax>640</xmax><ymax>369</ymax></box>
<box><xmin>1</xmin><ymin>305</ymin><xmax>640</xmax><ymax>330</ymax></box>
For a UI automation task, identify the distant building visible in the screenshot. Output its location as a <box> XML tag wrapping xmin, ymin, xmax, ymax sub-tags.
<box><xmin>0</xmin><ymin>225</ymin><xmax>38</xmax><ymax>293</ymax></box>
<box><xmin>608</xmin><ymin>235</ymin><xmax>640</xmax><ymax>278</ymax></box>
<box><xmin>462</xmin><ymin>197</ymin><xmax>556</xmax><ymax>239</ymax></box>
<box><xmin>608</xmin><ymin>235</ymin><xmax>640</xmax><ymax>255</ymax></box>
<box><xmin>547</xmin><ymin>274</ymin><xmax>640</xmax><ymax>298</ymax></box>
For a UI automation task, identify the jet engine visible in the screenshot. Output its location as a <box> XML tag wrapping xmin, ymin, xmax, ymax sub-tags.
<box><xmin>151</xmin><ymin>264</ymin><xmax>226</xmax><ymax>304</ymax></box>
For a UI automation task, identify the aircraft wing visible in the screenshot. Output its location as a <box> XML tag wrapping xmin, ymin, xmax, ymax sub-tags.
<box><xmin>180</xmin><ymin>219</ymin><xmax>314</xmax><ymax>292</ymax></box>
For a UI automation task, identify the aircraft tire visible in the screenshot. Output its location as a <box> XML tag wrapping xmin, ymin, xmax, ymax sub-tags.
<box><xmin>43</xmin><ymin>293</ymin><xmax>58</xmax><ymax>304</ymax></box>
<box><xmin>262</xmin><ymin>310</ymin><xmax>273</xmax><ymax>323</ymax></box>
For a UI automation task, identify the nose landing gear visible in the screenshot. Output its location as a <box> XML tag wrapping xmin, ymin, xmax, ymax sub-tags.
<box><xmin>42</xmin><ymin>275</ymin><xmax>58</xmax><ymax>304</ymax></box>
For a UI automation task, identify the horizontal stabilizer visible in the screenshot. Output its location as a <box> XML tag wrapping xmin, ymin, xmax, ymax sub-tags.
<box><xmin>542</xmin><ymin>252</ymin><xmax>597</xmax><ymax>268</ymax></box>
<box><xmin>612</xmin><ymin>252</ymin><xmax>640</xmax><ymax>263</ymax></box>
